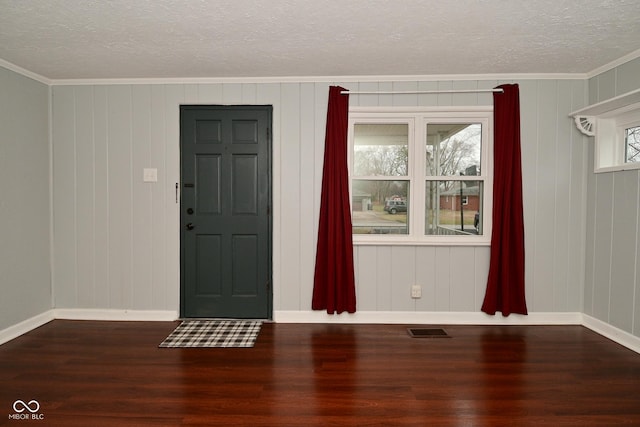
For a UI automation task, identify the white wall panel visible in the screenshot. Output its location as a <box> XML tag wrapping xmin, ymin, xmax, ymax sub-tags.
<box><xmin>298</xmin><ymin>83</ymin><xmax>317</xmax><ymax>310</ymax></box>
<box><xmin>183</xmin><ymin>84</ymin><xmax>199</xmax><ymax>104</ymax></box>
<box><xmin>552</xmin><ymin>81</ymin><xmax>573</xmax><ymax>311</ymax></box>
<box><xmin>354</xmin><ymin>81</ymin><xmax>383</xmax><ymax>107</ymax></box>
<box><xmin>473</xmin><ymin>248</ymin><xmax>491</xmax><ymax>309</ymax></box>
<box><xmin>392</xmin><ymin>81</ymin><xmax>418</xmax><ymax>106</ymax></box>
<box><xmin>592</xmin><ymin>173</ymin><xmax>614</xmax><ymax>322</ymax></box>
<box><xmin>516</xmin><ymin>80</ymin><xmax>538</xmax><ymax>310</ymax></box>
<box><xmin>93</xmin><ymin>86</ymin><xmax>110</xmax><ymax>307</ymax></box>
<box><xmin>52</xmin><ymin>87</ymin><xmax>77</xmax><ymax>308</ymax></box>
<box><xmin>583</xmin><ymin>135</ymin><xmax>597</xmax><ymax>317</ymax></box>
<box><xmin>49</xmin><ymin>76</ymin><xmax>588</xmax><ymax>321</ymax></box>
<box><xmin>278</xmin><ymin>83</ymin><xmax>301</xmax><ymax>310</ymax></box>
<box><xmin>163</xmin><ymin>85</ymin><xmax>183</xmax><ymax>311</ymax></box>
<box><xmin>597</xmin><ymin>69</ymin><xmax>617</xmax><ymax>101</ymax></box>
<box><xmin>131</xmin><ymin>85</ymin><xmax>153</xmax><ymax>310</ymax></box>
<box><xmin>375</xmin><ymin>246</ymin><xmax>393</xmax><ymax>310</ymax></box>
<box><xmin>149</xmin><ymin>85</ymin><xmax>168</xmax><ymax>309</ymax></box>
<box><xmin>354</xmin><ymin>246</ymin><xmax>378</xmax><ymax>311</ymax></box>
<box><xmin>390</xmin><ymin>246</ymin><xmax>416</xmax><ymax>311</ymax></box>
<box><xmin>568</xmin><ymin>80</ymin><xmax>588</xmax><ymax>313</ymax></box>
<box><xmin>223</xmin><ymin>83</ymin><xmax>242</xmax><ymax>104</ymax></box>
<box><xmin>197</xmin><ymin>84</ymin><xmax>223</xmax><ymax>103</ymax></box>
<box><xmin>0</xmin><ymin>67</ymin><xmax>51</xmax><ymax>330</ymax></box>
<box><xmin>415</xmin><ymin>246</ymin><xmax>437</xmax><ymax>311</ymax></box>
<box><xmin>609</xmin><ymin>171</ymin><xmax>639</xmax><ymax>331</ymax></box>
<box><xmin>417</xmin><ymin>81</ymin><xmax>439</xmax><ymax>107</ymax></box>
<box><xmin>617</xmin><ymin>57</ymin><xmax>640</xmax><ymax>96</ymax></box>
<box><xmin>449</xmin><ymin>246</ymin><xmax>476</xmax><ymax>311</ymax></box>
<box><xmin>106</xmin><ymin>85</ymin><xmax>133</xmax><ymax>309</ymax></box>
<box><xmin>587</xmin><ymin>61</ymin><xmax>640</xmax><ymax>338</ymax></box>
<box><xmin>75</xmin><ymin>86</ymin><xmax>96</xmax><ymax>308</ymax></box>
<box><xmin>533</xmin><ymin>81</ymin><xmax>559</xmax><ymax>311</ymax></box>
<box><xmin>434</xmin><ymin>247</ymin><xmax>451</xmax><ymax>310</ymax></box>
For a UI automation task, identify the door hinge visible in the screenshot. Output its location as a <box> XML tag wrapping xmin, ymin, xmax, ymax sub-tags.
<box><xmin>266</xmin><ymin>280</ymin><xmax>271</xmax><ymax>291</ymax></box>
<box><xmin>266</xmin><ymin>127</ymin><xmax>270</xmax><ymax>140</ymax></box>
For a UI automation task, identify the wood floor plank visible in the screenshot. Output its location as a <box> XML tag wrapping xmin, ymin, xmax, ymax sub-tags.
<box><xmin>0</xmin><ymin>321</ymin><xmax>639</xmax><ymax>426</ymax></box>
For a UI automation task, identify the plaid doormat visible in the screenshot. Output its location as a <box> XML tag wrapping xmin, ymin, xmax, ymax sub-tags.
<box><xmin>159</xmin><ymin>320</ymin><xmax>262</xmax><ymax>348</ymax></box>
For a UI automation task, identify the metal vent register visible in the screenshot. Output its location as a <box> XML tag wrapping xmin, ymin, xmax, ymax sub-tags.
<box><xmin>407</xmin><ymin>328</ymin><xmax>450</xmax><ymax>338</ymax></box>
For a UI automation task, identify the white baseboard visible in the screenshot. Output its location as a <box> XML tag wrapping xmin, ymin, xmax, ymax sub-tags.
<box><xmin>582</xmin><ymin>314</ymin><xmax>640</xmax><ymax>354</ymax></box>
<box><xmin>0</xmin><ymin>310</ymin><xmax>55</xmax><ymax>346</ymax></box>
<box><xmin>3</xmin><ymin>309</ymin><xmax>639</xmax><ymax>355</ymax></box>
<box><xmin>273</xmin><ymin>310</ymin><xmax>583</xmax><ymax>325</ymax></box>
<box><xmin>53</xmin><ymin>309</ymin><xmax>179</xmax><ymax>322</ymax></box>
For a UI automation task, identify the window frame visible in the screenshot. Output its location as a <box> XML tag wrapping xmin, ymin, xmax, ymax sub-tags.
<box><xmin>594</xmin><ymin>103</ymin><xmax>640</xmax><ymax>173</ymax></box>
<box><xmin>348</xmin><ymin>107</ymin><xmax>493</xmax><ymax>246</ymax></box>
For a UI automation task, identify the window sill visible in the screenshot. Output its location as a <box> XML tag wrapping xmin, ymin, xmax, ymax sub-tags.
<box><xmin>353</xmin><ymin>237</ymin><xmax>491</xmax><ymax>247</ymax></box>
<box><xmin>595</xmin><ymin>162</ymin><xmax>640</xmax><ymax>174</ymax></box>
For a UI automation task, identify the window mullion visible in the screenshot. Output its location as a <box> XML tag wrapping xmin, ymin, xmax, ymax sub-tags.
<box><xmin>411</xmin><ymin>115</ymin><xmax>425</xmax><ymax>238</ymax></box>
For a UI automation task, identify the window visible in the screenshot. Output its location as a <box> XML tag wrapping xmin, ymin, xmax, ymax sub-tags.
<box><xmin>571</xmin><ymin>90</ymin><xmax>640</xmax><ymax>173</ymax></box>
<box><xmin>625</xmin><ymin>125</ymin><xmax>640</xmax><ymax>163</ymax></box>
<box><xmin>349</xmin><ymin>108</ymin><xmax>492</xmax><ymax>245</ymax></box>
<box><xmin>592</xmin><ymin>107</ymin><xmax>640</xmax><ymax>172</ymax></box>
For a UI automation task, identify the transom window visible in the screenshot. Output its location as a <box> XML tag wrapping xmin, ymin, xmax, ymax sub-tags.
<box><xmin>349</xmin><ymin>108</ymin><xmax>492</xmax><ymax>245</ymax></box>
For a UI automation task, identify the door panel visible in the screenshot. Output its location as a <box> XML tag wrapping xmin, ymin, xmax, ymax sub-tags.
<box><xmin>195</xmin><ymin>235</ymin><xmax>222</xmax><ymax>295</ymax></box>
<box><xmin>232</xmin><ymin>155</ymin><xmax>258</xmax><ymax>214</ymax></box>
<box><xmin>196</xmin><ymin>155</ymin><xmax>221</xmax><ymax>214</ymax></box>
<box><xmin>181</xmin><ymin>105</ymin><xmax>272</xmax><ymax>319</ymax></box>
<box><xmin>232</xmin><ymin>235</ymin><xmax>258</xmax><ymax>295</ymax></box>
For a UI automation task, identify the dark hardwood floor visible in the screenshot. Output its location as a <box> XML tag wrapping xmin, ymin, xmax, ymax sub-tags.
<box><xmin>1</xmin><ymin>320</ymin><xmax>639</xmax><ymax>426</ymax></box>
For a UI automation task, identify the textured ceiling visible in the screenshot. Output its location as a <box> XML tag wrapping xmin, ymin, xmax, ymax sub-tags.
<box><xmin>1</xmin><ymin>0</ymin><xmax>640</xmax><ymax>80</ymax></box>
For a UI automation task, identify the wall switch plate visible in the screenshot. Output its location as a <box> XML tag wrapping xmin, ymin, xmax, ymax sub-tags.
<box><xmin>143</xmin><ymin>168</ymin><xmax>158</xmax><ymax>182</ymax></box>
<box><xmin>411</xmin><ymin>285</ymin><xmax>422</xmax><ymax>299</ymax></box>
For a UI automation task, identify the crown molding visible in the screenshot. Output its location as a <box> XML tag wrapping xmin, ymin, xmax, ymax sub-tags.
<box><xmin>0</xmin><ymin>59</ymin><xmax>51</xmax><ymax>85</ymax></box>
<box><xmin>9</xmin><ymin>52</ymin><xmax>640</xmax><ymax>87</ymax></box>
<box><xmin>48</xmin><ymin>72</ymin><xmax>587</xmax><ymax>86</ymax></box>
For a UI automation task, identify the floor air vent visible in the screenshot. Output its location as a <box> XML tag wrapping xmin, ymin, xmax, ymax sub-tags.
<box><xmin>407</xmin><ymin>328</ymin><xmax>450</xmax><ymax>338</ymax></box>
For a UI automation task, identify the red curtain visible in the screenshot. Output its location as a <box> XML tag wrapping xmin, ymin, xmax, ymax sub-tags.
<box><xmin>312</xmin><ymin>86</ymin><xmax>356</xmax><ymax>314</ymax></box>
<box><xmin>481</xmin><ymin>84</ymin><xmax>528</xmax><ymax>316</ymax></box>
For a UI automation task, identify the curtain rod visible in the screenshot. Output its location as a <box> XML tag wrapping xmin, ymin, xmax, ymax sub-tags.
<box><xmin>340</xmin><ymin>88</ymin><xmax>503</xmax><ymax>95</ymax></box>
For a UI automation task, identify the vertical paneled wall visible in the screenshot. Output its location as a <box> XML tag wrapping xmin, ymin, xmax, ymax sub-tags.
<box><xmin>51</xmin><ymin>77</ymin><xmax>587</xmax><ymax>316</ymax></box>
<box><xmin>0</xmin><ymin>67</ymin><xmax>51</xmax><ymax>330</ymax></box>
<box><xmin>586</xmin><ymin>57</ymin><xmax>640</xmax><ymax>337</ymax></box>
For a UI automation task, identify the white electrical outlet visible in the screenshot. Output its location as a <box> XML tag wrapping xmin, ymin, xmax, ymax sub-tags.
<box><xmin>411</xmin><ymin>285</ymin><xmax>422</xmax><ymax>299</ymax></box>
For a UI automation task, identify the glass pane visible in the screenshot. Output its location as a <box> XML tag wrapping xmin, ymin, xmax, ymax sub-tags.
<box><xmin>625</xmin><ymin>125</ymin><xmax>640</xmax><ymax>163</ymax></box>
<box><xmin>354</xmin><ymin>123</ymin><xmax>408</xmax><ymax>176</ymax></box>
<box><xmin>352</xmin><ymin>180</ymin><xmax>409</xmax><ymax>235</ymax></box>
<box><xmin>426</xmin><ymin>123</ymin><xmax>481</xmax><ymax>176</ymax></box>
<box><xmin>425</xmin><ymin>180</ymin><xmax>483</xmax><ymax>236</ymax></box>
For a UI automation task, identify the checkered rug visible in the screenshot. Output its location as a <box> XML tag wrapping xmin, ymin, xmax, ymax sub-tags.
<box><xmin>159</xmin><ymin>320</ymin><xmax>262</xmax><ymax>348</ymax></box>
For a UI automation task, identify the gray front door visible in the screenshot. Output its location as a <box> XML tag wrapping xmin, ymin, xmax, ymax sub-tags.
<box><xmin>180</xmin><ymin>105</ymin><xmax>272</xmax><ymax>319</ymax></box>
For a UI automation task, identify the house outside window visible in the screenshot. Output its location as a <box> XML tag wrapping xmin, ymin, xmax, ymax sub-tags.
<box><xmin>349</xmin><ymin>108</ymin><xmax>492</xmax><ymax>245</ymax></box>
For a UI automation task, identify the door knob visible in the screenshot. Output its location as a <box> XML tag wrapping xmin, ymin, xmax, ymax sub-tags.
<box><xmin>185</xmin><ymin>223</ymin><xmax>195</xmax><ymax>231</ymax></box>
